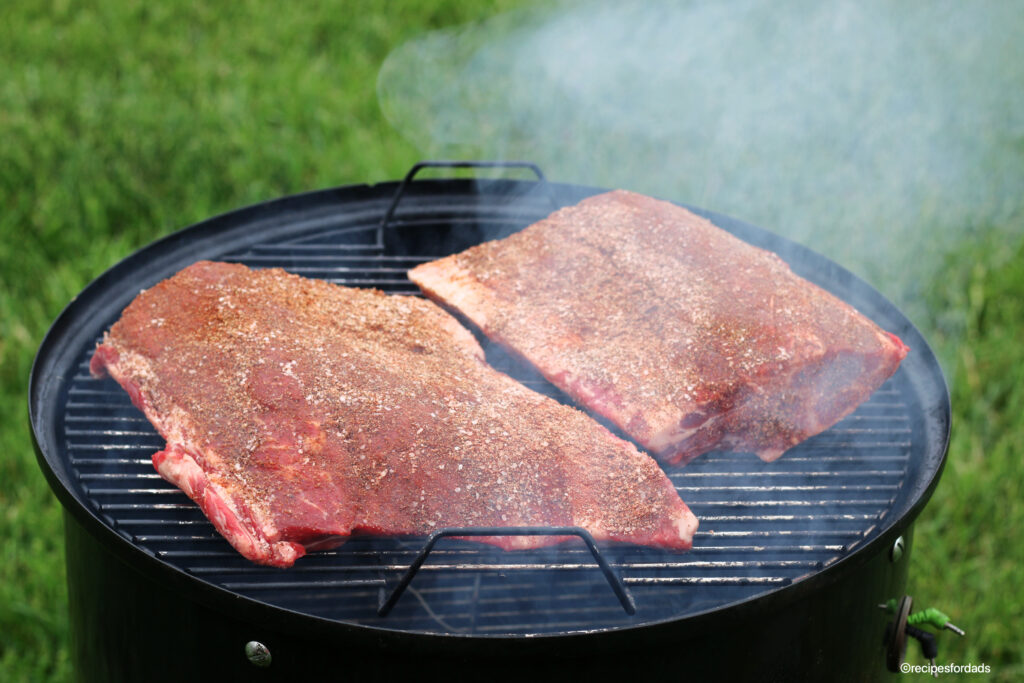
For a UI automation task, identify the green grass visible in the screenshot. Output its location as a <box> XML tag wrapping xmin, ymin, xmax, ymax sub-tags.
<box><xmin>908</xmin><ymin>231</ymin><xmax>1024</xmax><ymax>680</ymax></box>
<box><xmin>1</xmin><ymin>2</ymin><xmax>1022</xmax><ymax>681</ymax></box>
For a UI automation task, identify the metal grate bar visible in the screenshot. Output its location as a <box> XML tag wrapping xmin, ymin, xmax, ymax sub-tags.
<box><xmin>625</xmin><ymin>577</ymin><xmax>790</xmax><ymax>586</ymax></box>
<box><xmin>673</xmin><ymin>470</ymin><xmax>906</xmax><ymax>478</ymax></box>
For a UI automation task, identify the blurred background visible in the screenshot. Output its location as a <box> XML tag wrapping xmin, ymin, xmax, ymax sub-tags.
<box><xmin>1</xmin><ymin>1</ymin><xmax>1021</xmax><ymax>679</ymax></box>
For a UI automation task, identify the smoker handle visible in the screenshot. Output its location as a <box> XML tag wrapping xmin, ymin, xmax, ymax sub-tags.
<box><xmin>378</xmin><ymin>160</ymin><xmax>552</xmax><ymax>234</ymax></box>
<box><xmin>376</xmin><ymin>526</ymin><xmax>636</xmax><ymax>617</ymax></box>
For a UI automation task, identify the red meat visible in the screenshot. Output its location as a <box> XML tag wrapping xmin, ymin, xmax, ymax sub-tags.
<box><xmin>90</xmin><ymin>261</ymin><xmax>697</xmax><ymax>567</ymax></box>
<box><xmin>410</xmin><ymin>190</ymin><xmax>908</xmax><ymax>465</ymax></box>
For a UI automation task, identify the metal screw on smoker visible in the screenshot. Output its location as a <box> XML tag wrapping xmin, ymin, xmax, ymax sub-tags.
<box><xmin>245</xmin><ymin>641</ymin><xmax>272</xmax><ymax>668</ymax></box>
<box><xmin>890</xmin><ymin>535</ymin><xmax>905</xmax><ymax>562</ymax></box>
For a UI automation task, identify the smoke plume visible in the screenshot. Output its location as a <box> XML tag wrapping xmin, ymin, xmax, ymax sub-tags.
<box><xmin>377</xmin><ymin>0</ymin><xmax>1024</xmax><ymax>358</ymax></box>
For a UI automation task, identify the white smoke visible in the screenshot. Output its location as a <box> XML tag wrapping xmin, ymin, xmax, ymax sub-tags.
<box><xmin>377</xmin><ymin>0</ymin><xmax>1024</xmax><ymax>350</ymax></box>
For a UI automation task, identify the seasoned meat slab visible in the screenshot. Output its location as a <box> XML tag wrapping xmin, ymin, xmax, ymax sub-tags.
<box><xmin>410</xmin><ymin>190</ymin><xmax>908</xmax><ymax>465</ymax></box>
<box><xmin>90</xmin><ymin>261</ymin><xmax>696</xmax><ymax>567</ymax></box>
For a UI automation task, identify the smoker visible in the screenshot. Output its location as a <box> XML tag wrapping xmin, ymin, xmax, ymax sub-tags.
<box><xmin>30</xmin><ymin>162</ymin><xmax>950</xmax><ymax>681</ymax></box>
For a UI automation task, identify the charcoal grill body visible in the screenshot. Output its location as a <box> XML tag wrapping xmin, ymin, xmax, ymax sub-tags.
<box><xmin>31</xmin><ymin>176</ymin><xmax>949</xmax><ymax>681</ymax></box>
<box><xmin>63</xmin><ymin>510</ymin><xmax>915</xmax><ymax>681</ymax></box>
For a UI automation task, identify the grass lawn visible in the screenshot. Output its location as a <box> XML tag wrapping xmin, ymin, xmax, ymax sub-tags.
<box><xmin>2</xmin><ymin>1</ymin><xmax>1021</xmax><ymax>680</ymax></box>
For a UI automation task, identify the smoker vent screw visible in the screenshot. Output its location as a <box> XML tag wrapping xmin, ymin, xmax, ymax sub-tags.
<box><xmin>890</xmin><ymin>535</ymin><xmax>905</xmax><ymax>562</ymax></box>
<box><xmin>245</xmin><ymin>641</ymin><xmax>272</xmax><ymax>668</ymax></box>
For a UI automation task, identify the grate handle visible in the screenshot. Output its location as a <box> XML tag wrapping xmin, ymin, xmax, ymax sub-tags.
<box><xmin>378</xmin><ymin>160</ymin><xmax>551</xmax><ymax>234</ymax></box>
<box><xmin>376</xmin><ymin>526</ymin><xmax>636</xmax><ymax>617</ymax></box>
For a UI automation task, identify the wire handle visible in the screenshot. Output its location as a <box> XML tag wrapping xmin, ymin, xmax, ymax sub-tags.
<box><xmin>377</xmin><ymin>526</ymin><xmax>636</xmax><ymax>617</ymax></box>
<box><xmin>378</xmin><ymin>160</ymin><xmax>551</xmax><ymax>234</ymax></box>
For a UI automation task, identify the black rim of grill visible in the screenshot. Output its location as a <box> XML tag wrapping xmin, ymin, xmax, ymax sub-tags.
<box><xmin>30</xmin><ymin>172</ymin><xmax>950</xmax><ymax>639</ymax></box>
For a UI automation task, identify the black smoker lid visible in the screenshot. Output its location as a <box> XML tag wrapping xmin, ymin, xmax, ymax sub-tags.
<box><xmin>29</xmin><ymin>173</ymin><xmax>950</xmax><ymax>640</ymax></box>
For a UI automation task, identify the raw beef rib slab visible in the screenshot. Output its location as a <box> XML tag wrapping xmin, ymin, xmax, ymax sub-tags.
<box><xmin>90</xmin><ymin>261</ymin><xmax>696</xmax><ymax>567</ymax></box>
<box><xmin>409</xmin><ymin>190</ymin><xmax>909</xmax><ymax>466</ymax></box>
